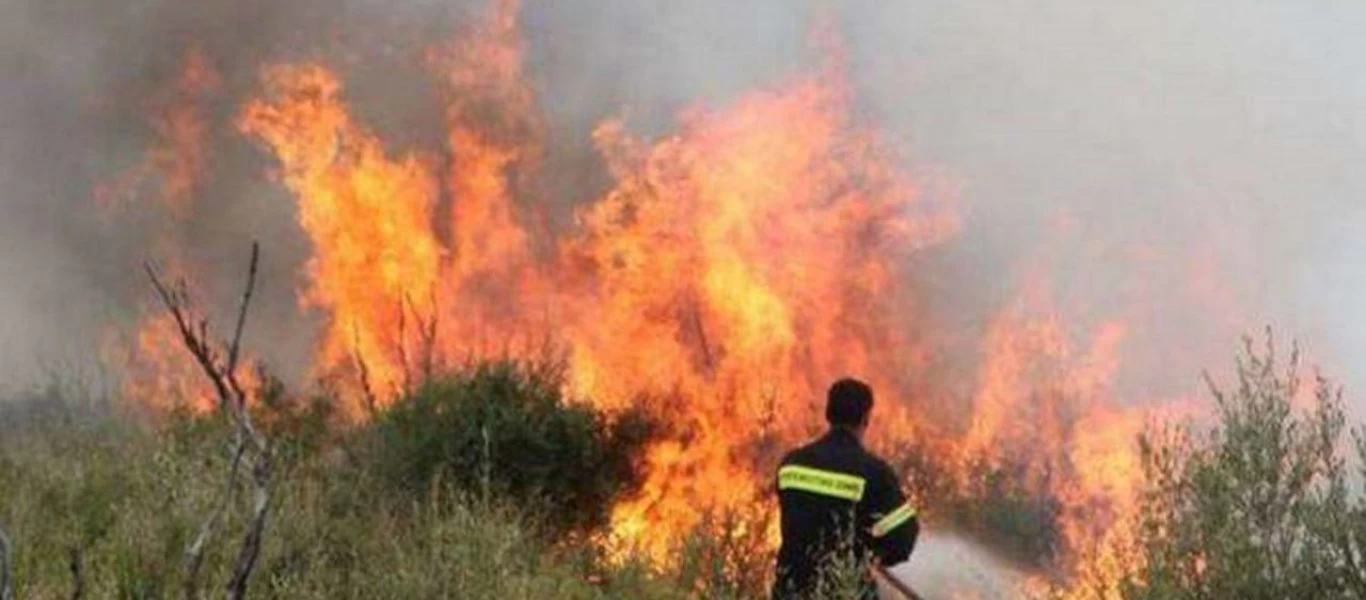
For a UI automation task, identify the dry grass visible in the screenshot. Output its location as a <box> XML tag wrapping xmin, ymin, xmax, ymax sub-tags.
<box><xmin>0</xmin><ymin>382</ymin><xmax>689</xmax><ymax>600</ymax></box>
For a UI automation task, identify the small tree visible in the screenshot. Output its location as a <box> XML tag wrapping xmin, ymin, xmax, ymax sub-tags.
<box><xmin>1121</xmin><ymin>332</ymin><xmax>1366</xmax><ymax>599</ymax></box>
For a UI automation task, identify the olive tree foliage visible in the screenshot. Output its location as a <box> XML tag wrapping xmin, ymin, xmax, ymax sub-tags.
<box><xmin>1121</xmin><ymin>333</ymin><xmax>1366</xmax><ymax>599</ymax></box>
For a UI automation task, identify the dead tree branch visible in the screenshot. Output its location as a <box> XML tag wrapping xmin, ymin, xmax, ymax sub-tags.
<box><xmin>227</xmin><ymin>458</ymin><xmax>271</xmax><ymax>598</ymax></box>
<box><xmin>419</xmin><ymin>288</ymin><xmax>440</xmax><ymax>382</ymax></box>
<box><xmin>0</xmin><ymin>525</ymin><xmax>14</xmax><ymax>600</ymax></box>
<box><xmin>397</xmin><ymin>291</ymin><xmax>441</xmax><ymax>394</ymax></box>
<box><xmin>68</xmin><ymin>545</ymin><xmax>83</xmax><ymax>600</ymax></box>
<box><xmin>145</xmin><ymin>242</ymin><xmax>272</xmax><ymax>600</ymax></box>
<box><xmin>226</xmin><ymin>244</ymin><xmax>259</xmax><ymax>383</ymax></box>
<box><xmin>396</xmin><ymin>296</ymin><xmax>411</xmax><ymax>397</ymax></box>
<box><xmin>145</xmin><ymin>270</ymin><xmax>231</xmax><ymax>414</ymax></box>
<box><xmin>182</xmin><ymin>429</ymin><xmax>247</xmax><ymax>597</ymax></box>
<box><xmin>687</xmin><ymin>303</ymin><xmax>714</xmax><ymax>376</ymax></box>
<box><xmin>351</xmin><ymin>323</ymin><xmax>378</xmax><ymax>418</ymax></box>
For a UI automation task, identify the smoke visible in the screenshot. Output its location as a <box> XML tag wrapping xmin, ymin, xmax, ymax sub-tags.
<box><xmin>542</xmin><ymin>0</ymin><xmax>1366</xmax><ymax>411</ymax></box>
<box><xmin>1</xmin><ymin>0</ymin><xmax>1363</xmax><ymax>414</ymax></box>
<box><xmin>838</xmin><ymin>0</ymin><xmax>1366</xmax><ymax>410</ymax></box>
<box><xmin>0</xmin><ymin>0</ymin><xmax>472</xmax><ymax>383</ymax></box>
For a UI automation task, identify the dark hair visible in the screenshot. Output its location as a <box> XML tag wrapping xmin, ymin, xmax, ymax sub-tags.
<box><xmin>825</xmin><ymin>378</ymin><xmax>874</xmax><ymax>427</ymax></box>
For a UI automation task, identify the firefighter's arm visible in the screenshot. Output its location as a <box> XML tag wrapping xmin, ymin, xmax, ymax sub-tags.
<box><xmin>867</xmin><ymin>461</ymin><xmax>919</xmax><ymax>566</ymax></box>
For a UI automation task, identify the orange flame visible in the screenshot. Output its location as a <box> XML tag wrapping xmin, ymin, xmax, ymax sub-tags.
<box><xmin>565</xmin><ymin>54</ymin><xmax>960</xmax><ymax>555</ymax></box>
<box><xmin>238</xmin><ymin>64</ymin><xmax>445</xmax><ymax>405</ymax></box>
<box><xmin>100</xmin><ymin>2</ymin><xmax>1238</xmax><ymax>594</ymax></box>
<box><xmin>97</xmin><ymin>44</ymin><xmax>235</xmax><ymax>413</ymax></box>
<box><xmin>235</xmin><ymin>8</ymin><xmax>962</xmax><ymax>559</ymax></box>
<box><xmin>430</xmin><ymin>0</ymin><xmax>541</xmax><ymax>283</ymax></box>
<box><xmin>96</xmin><ymin>44</ymin><xmax>220</xmax><ymax>219</ymax></box>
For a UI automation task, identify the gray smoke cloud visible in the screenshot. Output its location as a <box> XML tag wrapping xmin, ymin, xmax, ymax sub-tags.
<box><xmin>838</xmin><ymin>0</ymin><xmax>1366</xmax><ymax>412</ymax></box>
<box><xmin>1</xmin><ymin>0</ymin><xmax>1363</xmax><ymax>421</ymax></box>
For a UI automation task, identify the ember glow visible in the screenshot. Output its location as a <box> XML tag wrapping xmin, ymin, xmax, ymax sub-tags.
<box><xmin>97</xmin><ymin>0</ymin><xmax>1251</xmax><ymax>595</ymax></box>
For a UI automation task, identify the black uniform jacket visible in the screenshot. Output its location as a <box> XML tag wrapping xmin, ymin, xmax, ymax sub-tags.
<box><xmin>772</xmin><ymin>428</ymin><xmax>919</xmax><ymax>599</ymax></box>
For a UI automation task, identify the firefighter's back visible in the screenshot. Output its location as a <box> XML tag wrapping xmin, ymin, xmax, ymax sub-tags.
<box><xmin>771</xmin><ymin>378</ymin><xmax>919</xmax><ymax>600</ymax></box>
<box><xmin>774</xmin><ymin>428</ymin><xmax>883</xmax><ymax>598</ymax></box>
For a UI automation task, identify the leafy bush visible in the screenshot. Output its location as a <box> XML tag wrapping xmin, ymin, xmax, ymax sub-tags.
<box><xmin>1119</xmin><ymin>334</ymin><xmax>1366</xmax><ymax>599</ymax></box>
<box><xmin>361</xmin><ymin>360</ymin><xmax>656</xmax><ymax>537</ymax></box>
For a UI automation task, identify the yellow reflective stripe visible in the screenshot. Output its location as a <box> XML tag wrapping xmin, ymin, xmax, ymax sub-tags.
<box><xmin>778</xmin><ymin>465</ymin><xmax>866</xmax><ymax>501</ymax></box>
<box><xmin>871</xmin><ymin>502</ymin><xmax>917</xmax><ymax>537</ymax></box>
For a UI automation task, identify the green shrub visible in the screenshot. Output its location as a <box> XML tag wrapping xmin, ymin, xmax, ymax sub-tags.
<box><xmin>1118</xmin><ymin>334</ymin><xmax>1366</xmax><ymax>599</ymax></box>
<box><xmin>361</xmin><ymin>360</ymin><xmax>656</xmax><ymax>537</ymax></box>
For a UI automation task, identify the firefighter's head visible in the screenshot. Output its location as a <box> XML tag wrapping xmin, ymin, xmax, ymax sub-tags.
<box><xmin>826</xmin><ymin>377</ymin><xmax>874</xmax><ymax>437</ymax></box>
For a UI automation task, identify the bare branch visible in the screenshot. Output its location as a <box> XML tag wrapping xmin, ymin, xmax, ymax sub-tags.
<box><xmin>0</xmin><ymin>525</ymin><xmax>14</xmax><ymax>600</ymax></box>
<box><xmin>397</xmin><ymin>295</ymin><xmax>411</xmax><ymax>397</ymax></box>
<box><xmin>351</xmin><ymin>323</ymin><xmax>378</xmax><ymax>417</ymax></box>
<box><xmin>226</xmin><ymin>456</ymin><xmax>271</xmax><ymax>600</ymax></box>
<box><xmin>183</xmin><ymin>430</ymin><xmax>247</xmax><ymax>599</ymax></box>
<box><xmin>144</xmin><ymin>261</ymin><xmax>231</xmax><ymax>414</ymax></box>
<box><xmin>68</xmin><ymin>545</ymin><xmax>83</xmax><ymax>600</ymax></box>
<box><xmin>688</xmin><ymin>302</ymin><xmax>714</xmax><ymax>376</ymax></box>
<box><xmin>420</xmin><ymin>288</ymin><xmax>440</xmax><ymax>382</ymax></box>
<box><xmin>227</xmin><ymin>242</ymin><xmax>260</xmax><ymax>378</ymax></box>
<box><xmin>396</xmin><ymin>289</ymin><xmax>442</xmax><ymax>396</ymax></box>
<box><xmin>146</xmin><ymin>243</ymin><xmax>272</xmax><ymax>600</ymax></box>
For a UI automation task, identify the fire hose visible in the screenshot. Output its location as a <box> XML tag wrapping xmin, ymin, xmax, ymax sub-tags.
<box><xmin>871</xmin><ymin>564</ymin><xmax>926</xmax><ymax>600</ymax></box>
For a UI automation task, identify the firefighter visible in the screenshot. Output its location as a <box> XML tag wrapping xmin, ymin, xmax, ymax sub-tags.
<box><xmin>772</xmin><ymin>378</ymin><xmax>919</xmax><ymax>599</ymax></box>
